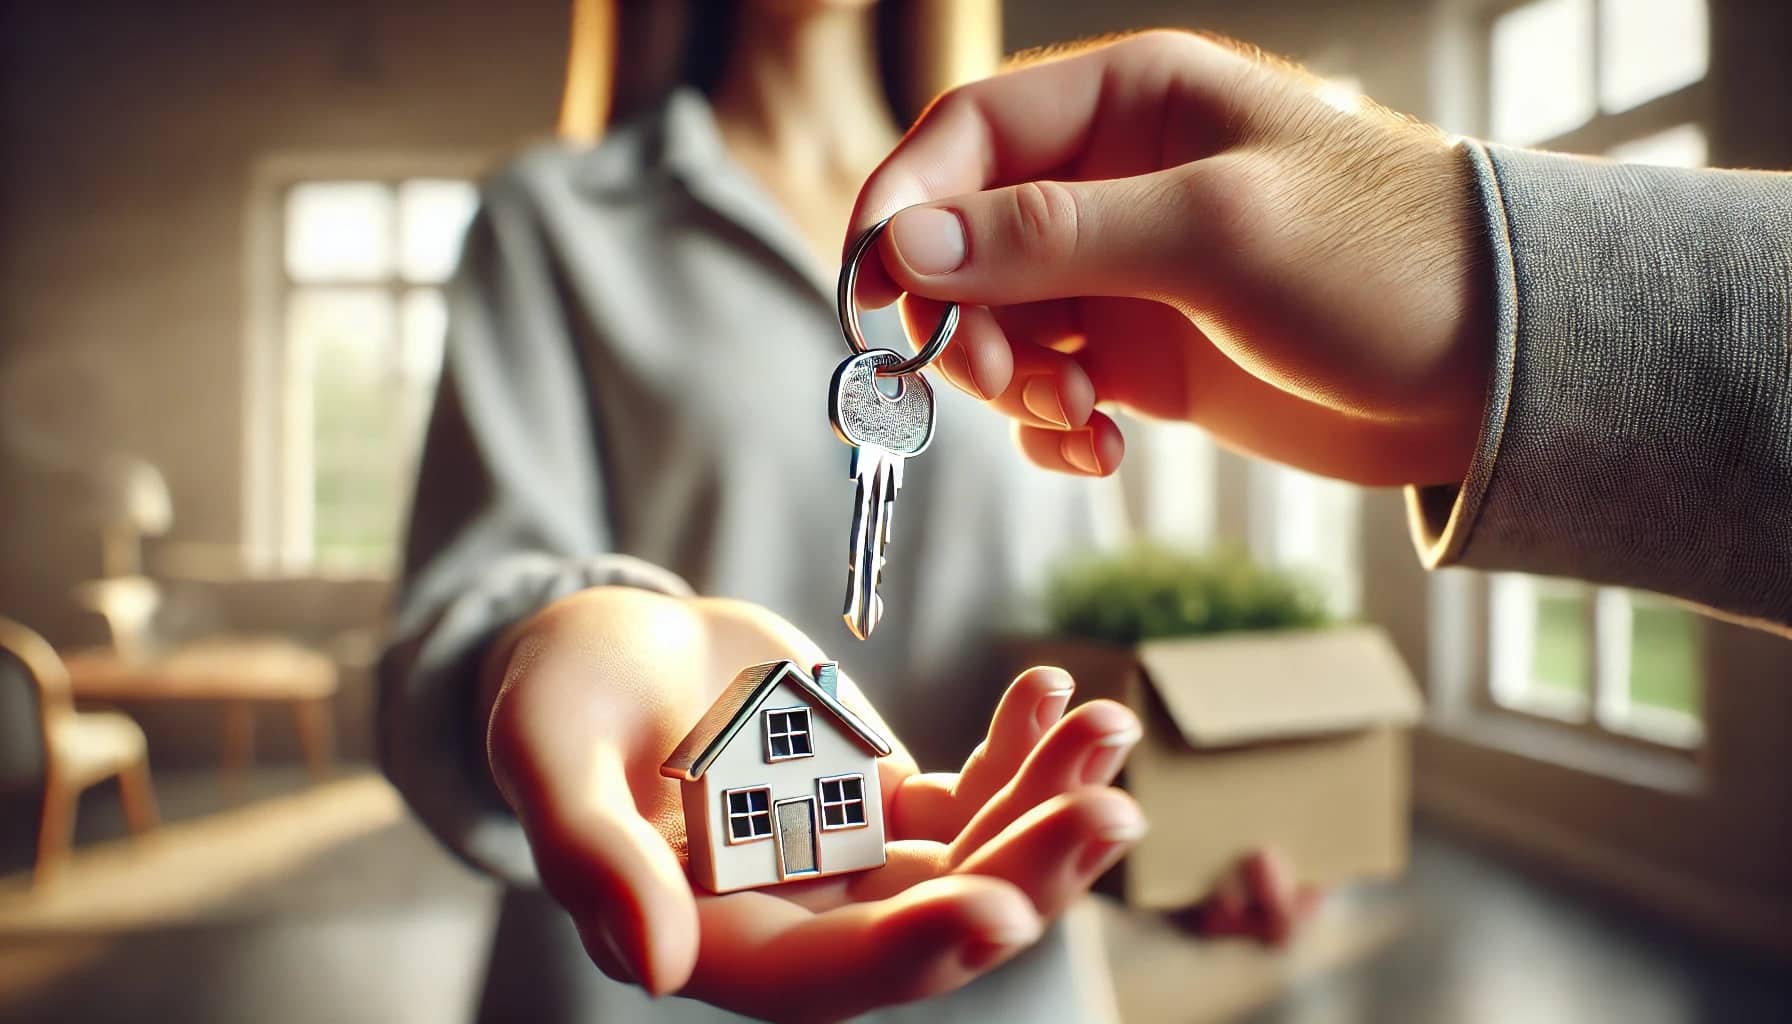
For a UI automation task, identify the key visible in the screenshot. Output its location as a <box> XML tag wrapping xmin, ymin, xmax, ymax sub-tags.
<box><xmin>828</xmin><ymin>349</ymin><xmax>936</xmax><ymax>640</ymax></box>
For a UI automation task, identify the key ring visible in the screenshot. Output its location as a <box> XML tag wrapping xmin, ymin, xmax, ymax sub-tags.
<box><xmin>838</xmin><ymin>214</ymin><xmax>960</xmax><ymax>378</ymax></box>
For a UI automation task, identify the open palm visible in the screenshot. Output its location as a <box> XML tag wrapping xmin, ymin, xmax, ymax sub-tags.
<box><xmin>485</xmin><ymin>587</ymin><xmax>1143</xmax><ymax>1023</ymax></box>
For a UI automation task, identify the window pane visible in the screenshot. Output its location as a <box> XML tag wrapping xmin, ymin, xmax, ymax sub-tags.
<box><xmin>1629</xmin><ymin>597</ymin><xmax>1700</xmax><ymax>716</ymax></box>
<box><xmin>397</xmin><ymin>179</ymin><xmax>478</xmax><ymax>283</ymax></box>
<box><xmin>1492</xmin><ymin>0</ymin><xmax>1595</xmax><ymax>145</ymax></box>
<box><xmin>286</xmin><ymin>182</ymin><xmax>393</xmax><ymax>281</ymax></box>
<box><xmin>290</xmin><ymin>288</ymin><xmax>402</xmax><ymax>571</ymax></box>
<box><xmin>1606</xmin><ymin>124</ymin><xmax>1707</xmax><ymax>168</ymax></box>
<box><xmin>400</xmin><ymin>288</ymin><xmax>448</xmax><ymax>386</ymax></box>
<box><xmin>1599</xmin><ymin>0</ymin><xmax>1707</xmax><ymax>113</ymax></box>
<box><xmin>1490</xmin><ymin>574</ymin><xmax>1590</xmax><ymax>715</ymax></box>
<box><xmin>1532</xmin><ymin>584</ymin><xmax>1591</xmax><ymax>700</ymax></box>
<box><xmin>398</xmin><ymin>288</ymin><xmax>448</xmax><ymax>474</ymax></box>
<box><xmin>1253</xmin><ymin>463</ymin><xmax>1361</xmax><ymax>617</ymax></box>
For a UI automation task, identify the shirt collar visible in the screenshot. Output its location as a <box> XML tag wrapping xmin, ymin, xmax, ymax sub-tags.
<box><xmin>663</xmin><ymin>87</ymin><xmax>841</xmax><ymax>301</ymax></box>
<box><xmin>575</xmin><ymin>86</ymin><xmax>903</xmax><ymax>349</ymax></box>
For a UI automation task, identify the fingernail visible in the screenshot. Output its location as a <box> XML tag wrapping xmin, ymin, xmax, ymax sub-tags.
<box><xmin>595</xmin><ymin>925</ymin><xmax>639</xmax><ymax>985</ymax></box>
<box><xmin>891</xmin><ymin>206</ymin><xmax>967</xmax><ymax>276</ymax></box>
<box><xmin>1021</xmin><ymin>376</ymin><xmax>1070</xmax><ymax>428</ymax></box>
<box><xmin>1034</xmin><ymin>684</ymin><xmax>1075</xmax><ymax>735</ymax></box>
<box><xmin>1076</xmin><ymin>818</ymin><xmax>1146</xmax><ymax>875</ymax></box>
<box><xmin>1061</xmin><ymin>430</ymin><xmax>1100</xmax><ymax>474</ymax></box>
<box><xmin>1081</xmin><ymin>727</ymin><xmax>1142</xmax><ymax>785</ymax></box>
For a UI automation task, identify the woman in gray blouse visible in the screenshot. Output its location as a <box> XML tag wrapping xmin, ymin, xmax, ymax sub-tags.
<box><xmin>382</xmin><ymin>4</ymin><xmax>1298</xmax><ymax>1024</ymax></box>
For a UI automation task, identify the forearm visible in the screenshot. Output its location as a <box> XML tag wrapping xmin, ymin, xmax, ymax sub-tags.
<box><xmin>1412</xmin><ymin>142</ymin><xmax>1792</xmax><ymax>630</ymax></box>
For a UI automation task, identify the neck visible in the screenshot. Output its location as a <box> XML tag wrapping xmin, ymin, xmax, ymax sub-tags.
<box><xmin>710</xmin><ymin>4</ymin><xmax>900</xmax><ymax>184</ymax></box>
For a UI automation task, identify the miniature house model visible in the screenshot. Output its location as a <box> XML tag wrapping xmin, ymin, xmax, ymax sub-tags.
<box><xmin>661</xmin><ymin>660</ymin><xmax>892</xmax><ymax>894</ymax></box>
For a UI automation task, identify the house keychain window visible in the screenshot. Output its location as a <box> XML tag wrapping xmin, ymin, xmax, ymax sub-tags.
<box><xmin>765</xmin><ymin>708</ymin><xmax>814</xmax><ymax>760</ymax></box>
<box><xmin>724</xmin><ymin>787</ymin><xmax>773</xmax><ymax>843</ymax></box>
<box><xmin>818</xmin><ymin>774</ymin><xmax>867</xmax><ymax>830</ymax></box>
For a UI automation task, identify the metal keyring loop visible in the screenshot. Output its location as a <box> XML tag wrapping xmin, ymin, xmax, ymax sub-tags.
<box><xmin>838</xmin><ymin>214</ymin><xmax>960</xmax><ymax>378</ymax></box>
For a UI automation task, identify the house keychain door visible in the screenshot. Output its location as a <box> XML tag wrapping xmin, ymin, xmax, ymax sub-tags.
<box><xmin>775</xmin><ymin>798</ymin><xmax>819</xmax><ymax>879</ymax></box>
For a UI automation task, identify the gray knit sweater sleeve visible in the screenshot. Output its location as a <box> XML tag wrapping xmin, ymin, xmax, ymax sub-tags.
<box><xmin>1410</xmin><ymin>142</ymin><xmax>1792</xmax><ymax>630</ymax></box>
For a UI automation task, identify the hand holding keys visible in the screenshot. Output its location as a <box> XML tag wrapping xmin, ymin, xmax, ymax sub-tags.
<box><xmin>828</xmin><ymin>216</ymin><xmax>960</xmax><ymax>640</ymax></box>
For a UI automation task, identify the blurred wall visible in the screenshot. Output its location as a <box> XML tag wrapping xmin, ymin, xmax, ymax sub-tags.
<box><xmin>0</xmin><ymin>0</ymin><xmax>568</xmax><ymax>639</ymax></box>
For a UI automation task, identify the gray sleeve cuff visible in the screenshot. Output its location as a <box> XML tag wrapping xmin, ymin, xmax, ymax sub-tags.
<box><xmin>1409</xmin><ymin>141</ymin><xmax>1792</xmax><ymax>628</ymax></box>
<box><xmin>378</xmin><ymin>553</ymin><xmax>693</xmax><ymax>885</ymax></box>
<box><xmin>1407</xmin><ymin>141</ymin><xmax>1522</xmax><ymax>571</ymax></box>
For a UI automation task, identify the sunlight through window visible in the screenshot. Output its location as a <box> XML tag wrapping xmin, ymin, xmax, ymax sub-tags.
<box><xmin>1491</xmin><ymin>0</ymin><xmax>1595</xmax><ymax>145</ymax></box>
<box><xmin>280</xmin><ymin>178</ymin><xmax>474</xmax><ymax>572</ymax></box>
<box><xmin>1599</xmin><ymin>0</ymin><xmax>1708</xmax><ymax>112</ymax></box>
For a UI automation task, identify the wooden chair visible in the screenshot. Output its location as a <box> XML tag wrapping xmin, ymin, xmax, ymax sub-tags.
<box><xmin>0</xmin><ymin>616</ymin><xmax>159</xmax><ymax>886</ymax></box>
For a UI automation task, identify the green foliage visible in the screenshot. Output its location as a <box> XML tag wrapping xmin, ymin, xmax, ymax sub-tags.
<box><xmin>1044</xmin><ymin>544</ymin><xmax>1331</xmax><ymax>645</ymax></box>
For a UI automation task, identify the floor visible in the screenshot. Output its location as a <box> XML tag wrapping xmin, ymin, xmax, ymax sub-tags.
<box><xmin>0</xmin><ymin>768</ymin><xmax>498</xmax><ymax>1024</ymax></box>
<box><xmin>1246</xmin><ymin>821</ymin><xmax>1792</xmax><ymax>1024</ymax></box>
<box><xmin>0</xmin><ymin>769</ymin><xmax>1787</xmax><ymax>1024</ymax></box>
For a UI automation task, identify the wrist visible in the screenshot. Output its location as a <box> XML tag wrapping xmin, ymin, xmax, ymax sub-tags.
<box><xmin>478</xmin><ymin>586</ymin><xmax>697</xmax><ymax>797</ymax></box>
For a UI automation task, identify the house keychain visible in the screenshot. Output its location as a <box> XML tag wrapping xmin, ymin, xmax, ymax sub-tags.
<box><xmin>828</xmin><ymin>215</ymin><xmax>961</xmax><ymax>640</ymax></box>
<box><xmin>659</xmin><ymin>225</ymin><xmax>954</xmax><ymax>894</ymax></box>
<box><xmin>660</xmin><ymin>660</ymin><xmax>893</xmax><ymax>893</ymax></box>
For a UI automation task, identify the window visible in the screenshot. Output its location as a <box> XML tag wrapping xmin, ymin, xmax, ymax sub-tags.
<box><xmin>1486</xmin><ymin>0</ymin><xmax>1708</xmax><ymax>154</ymax></box>
<box><xmin>1249</xmin><ymin>461</ymin><xmax>1363</xmax><ymax>617</ymax></box>
<box><xmin>275</xmin><ymin>177</ymin><xmax>477</xmax><ymax>573</ymax></box>
<box><xmin>724</xmin><ymin>787</ymin><xmax>773</xmax><ymax>843</ymax></box>
<box><xmin>1473</xmin><ymin>0</ymin><xmax>1709</xmax><ymax>748</ymax></box>
<box><xmin>764</xmin><ymin>707</ymin><xmax>814</xmax><ymax>761</ymax></box>
<box><xmin>817</xmin><ymin>774</ymin><xmax>868</xmax><ymax>830</ymax></box>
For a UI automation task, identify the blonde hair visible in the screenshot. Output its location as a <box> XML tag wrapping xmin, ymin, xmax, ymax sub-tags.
<box><xmin>556</xmin><ymin>0</ymin><xmax>1001</xmax><ymax>145</ymax></box>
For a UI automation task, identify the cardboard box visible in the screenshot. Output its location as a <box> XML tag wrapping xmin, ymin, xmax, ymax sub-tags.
<box><xmin>999</xmin><ymin>625</ymin><xmax>1423</xmax><ymax>910</ymax></box>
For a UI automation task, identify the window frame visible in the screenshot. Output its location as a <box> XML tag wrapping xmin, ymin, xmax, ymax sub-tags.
<box><xmin>763</xmin><ymin>706</ymin><xmax>815</xmax><ymax>763</ymax></box>
<box><xmin>1457</xmin><ymin>0</ymin><xmax>1711</xmax><ymax>756</ymax></box>
<box><xmin>1482</xmin><ymin>576</ymin><xmax>1705</xmax><ymax>752</ymax></box>
<box><xmin>816</xmin><ymin>773</ymin><xmax>869</xmax><ymax>832</ymax></box>
<box><xmin>244</xmin><ymin>152</ymin><xmax>487</xmax><ymax>579</ymax></box>
<box><xmin>1473</xmin><ymin>0</ymin><xmax>1710</xmax><ymax>159</ymax></box>
<box><xmin>722</xmin><ymin>785</ymin><xmax>774</xmax><ymax>845</ymax></box>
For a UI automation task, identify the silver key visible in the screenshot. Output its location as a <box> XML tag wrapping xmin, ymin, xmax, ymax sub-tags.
<box><xmin>828</xmin><ymin>349</ymin><xmax>936</xmax><ymax>640</ymax></box>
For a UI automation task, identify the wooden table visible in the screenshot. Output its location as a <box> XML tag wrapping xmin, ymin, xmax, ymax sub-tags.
<box><xmin>63</xmin><ymin>639</ymin><xmax>339</xmax><ymax>781</ymax></box>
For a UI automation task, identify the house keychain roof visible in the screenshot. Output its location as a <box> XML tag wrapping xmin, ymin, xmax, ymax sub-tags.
<box><xmin>660</xmin><ymin>660</ymin><xmax>892</xmax><ymax>783</ymax></box>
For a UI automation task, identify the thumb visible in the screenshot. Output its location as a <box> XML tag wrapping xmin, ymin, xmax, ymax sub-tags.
<box><xmin>874</xmin><ymin>168</ymin><xmax>1206</xmax><ymax>307</ymax></box>
<box><xmin>503</xmin><ymin>733</ymin><xmax>700</xmax><ymax>997</ymax></box>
